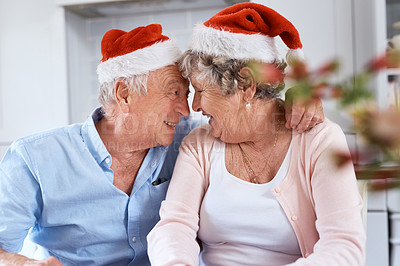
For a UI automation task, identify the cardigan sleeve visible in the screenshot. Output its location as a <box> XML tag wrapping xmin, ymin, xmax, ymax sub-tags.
<box><xmin>147</xmin><ymin>125</ymin><xmax>214</xmax><ymax>266</ymax></box>
<box><xmin>289</xmin><ymin>120</ymin><xmax>366</xmax><ymax>265</ymax></box>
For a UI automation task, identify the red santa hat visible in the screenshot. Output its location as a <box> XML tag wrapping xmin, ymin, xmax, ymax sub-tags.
<box><xmin>97</xmin><ymin>24</ymin><xmax>182</xmax><ymax>84</ymax></box>
<box><xmin>188</xmin><ymin>2</ymin><xmax>303</xmax><ymax>65</ymax></box>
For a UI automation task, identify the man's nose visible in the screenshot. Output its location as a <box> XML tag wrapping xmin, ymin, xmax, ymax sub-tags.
<box><xmin>177</xmin><ymin>97</ymin><xmax>190</xmax><ymax>117</ymax></box>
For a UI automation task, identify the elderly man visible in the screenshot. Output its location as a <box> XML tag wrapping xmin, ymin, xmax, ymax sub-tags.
<box><xmin>0</xmin><ymin>24</ymin><xmax>323</xmax><ymax>265</ymax></box>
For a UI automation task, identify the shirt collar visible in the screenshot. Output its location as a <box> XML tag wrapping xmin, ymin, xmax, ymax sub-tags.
<box><xmin>80</xmin><ymin>107</ymin><xmax>172</xmax><ymax>167</ymax></box>
<box><xmin>80</xmin><ymin>107</ymin><xmax>110</xmax><ymax>165</ymax></box>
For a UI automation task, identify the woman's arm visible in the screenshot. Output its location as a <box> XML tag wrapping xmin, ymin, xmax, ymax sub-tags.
<box><xmin>290</xmin><ymin>121</ymin><xmax>366</xmax><ymax>265</ymax></box>
<box><xmin>147</xmin><ymin>125</ymin><xmax>213</xmax><ymax>266</ymax></box>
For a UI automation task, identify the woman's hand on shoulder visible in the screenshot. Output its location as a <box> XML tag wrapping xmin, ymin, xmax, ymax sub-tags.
<box><xmin>284</xmin><ymin>88</ymin><xmax>324</xmax><ymax>133</ymax></box>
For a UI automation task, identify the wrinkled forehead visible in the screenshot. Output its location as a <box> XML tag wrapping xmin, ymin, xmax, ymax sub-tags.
<box><xmin>149</xmin><ymin>64</ymin><xmax>189</xmax><ymax>88</ymax></box>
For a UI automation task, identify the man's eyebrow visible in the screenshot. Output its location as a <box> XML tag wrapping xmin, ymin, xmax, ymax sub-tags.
<box><xmin>165</xmin><ymin>79</ymin><xmax>185</xmax><ymax>87</ymax></box>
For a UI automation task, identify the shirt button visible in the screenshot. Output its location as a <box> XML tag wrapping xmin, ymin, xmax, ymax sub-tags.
<box><xmin>132</xmin><ymin>237</ymin><xmax>136</xmax><ymax>243</ymax></box>
<box><xmin>151</xmin><ymin>161</ymin><xmax>157</xmax><ymax>167</ymax></box>
<box><xmin>105</xmin><ymin>158</ymin><xmax>110</xmax><ymax>164</ymax></box>
<box><xmin>274</xmin><ymin>187</ymin><xmax>281</xmax><ymax>196</ymax></box>
<box><xmin>291</xmin><ymin>215</ymin><xmax>298</xmax><ymax>221</ymax></box>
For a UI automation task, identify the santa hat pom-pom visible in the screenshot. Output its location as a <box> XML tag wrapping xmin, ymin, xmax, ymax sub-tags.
<box><xmin>286</xmin><ymin>49</ymin><xmax>304</xmax><ymax>66</ymax></box>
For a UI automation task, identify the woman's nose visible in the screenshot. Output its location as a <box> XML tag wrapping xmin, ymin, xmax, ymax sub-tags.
<box><xmin>192</xmin><ymin>91</ymin><xmax>202</xmax><ymax>112</ymax></box>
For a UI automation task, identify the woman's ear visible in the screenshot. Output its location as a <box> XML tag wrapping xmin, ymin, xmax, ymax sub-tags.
<box><xmin>114</xmin><ymin>79</ymin><xmax>131</xmax><ymax>113</ymax></box>
<box><xmin>239</xmin><ymin>66</ymin><xmax>256</xmax><ymax>102</ymax></box>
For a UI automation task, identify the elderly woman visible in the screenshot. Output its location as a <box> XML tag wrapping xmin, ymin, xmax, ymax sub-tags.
<box><xmin>147</xmin><ymin>3</ymin><xmax>365</xmax><ymax>266</ymax></box>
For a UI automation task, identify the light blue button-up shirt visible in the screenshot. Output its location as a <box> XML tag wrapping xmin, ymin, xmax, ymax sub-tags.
<box><xmin>0</xmin><ymin>108</ymin><xmax>200</xmax><ymax>265</ymax></box>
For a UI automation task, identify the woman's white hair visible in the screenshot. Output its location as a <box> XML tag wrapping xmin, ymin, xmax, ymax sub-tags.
<box><xmin>98</xmin><ymin>74</ymin><xmax>148</xmax><ymax>107</ymax></box>
<box><xmin>179</xmin><ymin>50</ymin><xmax>286</xmax><ymax>99</ymax></box>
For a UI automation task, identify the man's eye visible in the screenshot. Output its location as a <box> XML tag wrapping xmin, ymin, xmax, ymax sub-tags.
<box><xmin>173</xmin><ymin>90</ymin><xmax>179</xmax><ymax>95</ymax></box>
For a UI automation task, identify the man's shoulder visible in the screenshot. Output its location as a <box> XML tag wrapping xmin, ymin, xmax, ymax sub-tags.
<box><xmin>11</xmin><ymin>123</ymin><xmax>83</xmax><ymax>150</ymax></box>
<box><xmin>1</xmin><ymin>123</ymin><xmax>84</xmax><ymax>178</ymax></box>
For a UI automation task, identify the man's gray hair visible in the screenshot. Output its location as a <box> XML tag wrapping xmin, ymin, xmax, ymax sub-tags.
<box><xmin>98</xmin><ymin>74</ymin><xmax>148</xmax><ymax>107</ymax></box>
<box><xmin>179</xmin><ymin>50</ymin><xmax>286</xmax><ymax>99</ymax></box>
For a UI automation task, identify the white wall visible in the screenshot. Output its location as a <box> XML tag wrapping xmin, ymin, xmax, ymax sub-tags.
<box><xmin>255</xmin><ymin>0</ymin><xmax>355</xmax><ymax>77</ymax></box>
<box><xmin>0</xmin><ymin>0</ymin><xmax>69</xmax><ymax>159</ymax></box>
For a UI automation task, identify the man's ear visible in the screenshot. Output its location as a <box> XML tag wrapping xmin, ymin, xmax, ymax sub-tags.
<box><xmin>114</xmin><ymin>79</ymin><xmax>131</xmax><ymax>113</ymax></box>
<box><xmin>239</xmin><ymin>66</ymin><xmax>256</xmax><ymax>102</ymax></box>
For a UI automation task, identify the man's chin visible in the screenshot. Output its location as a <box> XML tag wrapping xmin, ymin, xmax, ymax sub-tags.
<box><xmin>159</xmin><ymin>134</ymin><xmax>175</xmax><ymax>147</ymax></box>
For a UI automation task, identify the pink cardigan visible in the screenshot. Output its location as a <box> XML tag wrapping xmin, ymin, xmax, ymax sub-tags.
<box><xmin>147</xmin><ymin>120</ymin><xmax>366</xmax><ymax>265</ymax></box>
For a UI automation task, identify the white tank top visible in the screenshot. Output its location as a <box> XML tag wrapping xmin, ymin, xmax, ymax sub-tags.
<box><xmin>198</xmin><ymin>139</ymin><xmax>301</xmax><ymax>266</ymax></box>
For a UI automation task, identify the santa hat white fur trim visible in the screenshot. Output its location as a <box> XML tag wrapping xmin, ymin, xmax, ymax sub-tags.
<box><xmin>189</xmin><ymin>24</ymin><xmax>280</xmax><ymax>62</ymax></box>
<box><xmin>97</xmin><ymin>39</ymin><xmax>182</xmax><ymax>84</ymax></box>
<box><xmin>286</xmin><ymin>48</ymin><xmax>304</xmax><ymax>65</ymax></box>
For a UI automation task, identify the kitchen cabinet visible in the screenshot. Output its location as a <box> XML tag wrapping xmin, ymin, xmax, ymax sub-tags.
<box><xmin>56</xmin><ymin>0</ymin><xmax>131</xmax><ymax>5</ymax></box>
<box><xmin>357</xmin><ymin>167</ymin><xmax>398</xmax><ymax>266</ymax></box>
<box><xmin>386</xmin><ymin>0</ymin><xmax>400</xmax><ymax>112</ymax></box>
<box><xmin>387</xmin><ymin>178</ymin><xmax>400</xmax><ymax>266</ymax></box>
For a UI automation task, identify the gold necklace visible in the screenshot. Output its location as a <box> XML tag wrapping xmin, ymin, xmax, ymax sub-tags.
<box><xmin>238</xmin><ymin>122</ymin><xmax>280</xmax><ymax>184</ymax></box>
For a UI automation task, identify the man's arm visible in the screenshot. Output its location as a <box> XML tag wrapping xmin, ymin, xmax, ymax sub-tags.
<box><xmin>0</xmin><ymin>248</ymin><xmax>62</xmax><ymax>266</ymax></box>
<box><xmin>284</xmin><ymin>88</ymin><xmax>324</xmax><ymax>133</ymax></box>
<box><xmin>0</xmin><ymin>144</ymin><xmax>63</xmax><ymax>266</ymax></box>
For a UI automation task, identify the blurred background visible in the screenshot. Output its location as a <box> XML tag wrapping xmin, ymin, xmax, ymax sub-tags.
<box><xmin>0</xmin><ymin>0</ymin><xmax>399</xmax><ymax>265</ymax></box>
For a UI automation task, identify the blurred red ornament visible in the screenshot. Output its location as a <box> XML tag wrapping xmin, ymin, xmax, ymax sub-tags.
<box><xmin>367</xmin><ymin>50</ymin><xmax>400</xmax><ymax>72</ymax></box>
<box><xmin>331</xmin><ymin>86</ymin><xmax>343</xmax><ymax>98</ymax></box>
<box><xmin>261</xmin><ymin>64</ymin><xmax>285</xmax><ymax>84</ymax></box>
<box><xmin>333</xmin><ymin>151</ymin><xmax>353</xmax><ymax>168</ymax></box>
<box><xmin>315</xmin><ymin>60</ymin><xmax>340</xmax><ymax>76</ymax></box>
<box><xmin>288</xmin><ymin>60</ymin><xmax>309</xmax><ymax>80</ymax></box>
